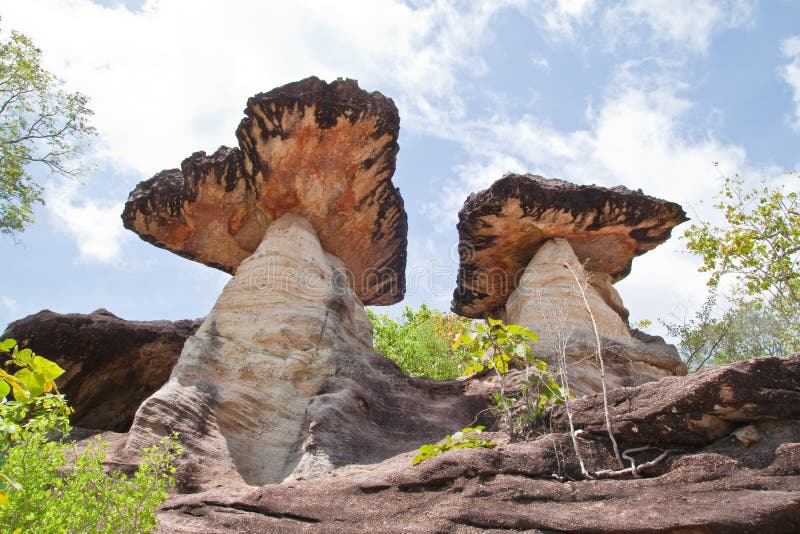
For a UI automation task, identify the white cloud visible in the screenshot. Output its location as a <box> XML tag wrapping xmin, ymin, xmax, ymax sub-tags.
<box><xmin>531</xmin><ymin>55</ymin><xmax>552</xmax><ymax>73</ymax></box>
<box><xmin>45</xmin><ymin>182</ymin><xmax>128</xmax><ymax>264</ymax></box>
<box><xmin>428</xmin><ymin>56</ymin><xmax>752</xmax><ymax>220</ymax></box>
<box><xmin>534</xmin><ymin>0</ymin><xmax>597</xmax><ymax>39</ymax></box>
<box><xmin>1</xmin><ymin>296</ymin><xmax>17</xmax><ymax>314</ymax></box>
<box><xmin>0</xmin><ymin>0</ymin><xmax>520</xmax><ymax>175</ymax></box>
<box><xmin>603</xmin><ymin>0</ymin><xmax>754</xmax><ymax>54</ymax></box>
<box><xmin>780</xmin><ymin>35</ymin><xmax>800</xmax><ymax>133</ymax></box>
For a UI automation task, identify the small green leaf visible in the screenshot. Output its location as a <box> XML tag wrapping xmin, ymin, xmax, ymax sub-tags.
<box><xmin>31</xmin><ymin>355</ymin><xmax>64</xmax><ymax>382</ymax></box>
<box><xmin>15</xmin><ymin>348</ymin><xmax>33</xmax><ymax>366</ymax></box>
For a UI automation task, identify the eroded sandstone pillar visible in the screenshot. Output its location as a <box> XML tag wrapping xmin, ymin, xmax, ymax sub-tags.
<box><xmin>126</xmin><ymin>213</ymin><xmax>372</xmax><ymax>487</ymax></box>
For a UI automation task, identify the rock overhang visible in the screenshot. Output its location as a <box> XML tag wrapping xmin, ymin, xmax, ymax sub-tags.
<box><xmin>122</xmin><ymin>76</ymin><xmax>407</xmax><ymax>306</ymax></box>
<box><xmin>452</xmin><ymin>173</ymin><xmax>688</xmax><ymax>318</ymax></box>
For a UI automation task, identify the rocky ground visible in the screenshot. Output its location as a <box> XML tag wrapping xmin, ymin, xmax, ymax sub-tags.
<box><xmin>6</xmin><ymin>309</ymin><xmax>799</xmax><ymax>532</ymax></box>
<box><xmin>153</xmin><ymin>354</ymin><xmax>800</xmax><ymax>533</ymax></box>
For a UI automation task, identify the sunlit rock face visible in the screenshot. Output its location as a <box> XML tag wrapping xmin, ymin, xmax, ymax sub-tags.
<box><xmin>126</xmin><ymin>213</ymin><xmax>374</xmax><ymax>487</ymax></box>
<box><xmin>502</xmin><ymin>238</ymin><xmax>684</xmax><ymax>396</ymax></box>
<box><xmin>122</xmin><ymin>76</ymin><xmax>407</xmax><ymax>306</ymax></box>
<box><xmin>452</xmin><ymin>173</ymin><xmax>687</xmax><ymax>318</ymax></box>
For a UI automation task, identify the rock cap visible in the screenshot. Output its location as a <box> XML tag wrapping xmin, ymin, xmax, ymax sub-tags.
<box><xmin>452</xmin><ymin>173</ymin><xmax>688</xmax><ymax>317</ymax></box>
<box><xmin>122</xmin><ymin>76</ymin><xmax>407</xmax><ymax>306</ymax></box>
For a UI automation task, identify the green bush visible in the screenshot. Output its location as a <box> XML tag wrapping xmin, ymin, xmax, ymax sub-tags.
<box><xmin>0</xmin><ymin>432</ymin><xmax>180</xmax><ymax>533</ymax></box>
<box><xmin>367</xmin><ymin>304</ymin><xmax>472</xmax><ymax>379</ymax></box>
<box><xmin>0</xmin><ymin>339</ymin><xmax>181</xmax><ymax>532</ymax></box>
<box><xmin>454</xmin><ymin>318</ymin><xmax>567</xmax><ymax>436</ymax></box>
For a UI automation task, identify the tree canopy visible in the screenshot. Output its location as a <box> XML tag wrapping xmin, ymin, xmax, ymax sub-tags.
<box><xmin>684</xmin><ymin>170</ymin><xmax>800</xmax><ymax>315</ymax></box>
<box><xmin>671</xmin><ymin>169</ymin><xmax>800</xmax><ymax>370</ymax></box>
<box><xmin>0</xmin><ymin>28</ymin><xmax>95</xmax><ymax>234</ymax></box>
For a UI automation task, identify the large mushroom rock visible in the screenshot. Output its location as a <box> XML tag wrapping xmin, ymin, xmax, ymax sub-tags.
<box><xmin>157</xmin><ymin>355</ymin><xmax>800</xmax><ymax>533</ymax></box>
<box><xmin>452</xmin><ymin>173</ymin><xmax>687</xmax><ymax>318</ymax></box>
<box><xmin>122</xmin><ymin>76</ymin><xmax>406</xmax><ymax>305</ymax></box>
<box><xmin>452</xmin><ymin>174</ymin><xmax>688</xmax><ymax>394</ymax></box>
<box><xmin>121</xmin><ymin>78</ymin><xmax>421</xmax><ymax>489</ymax></box>
<box><xmin>1</xmin><ymin>309</ymin><xmax>200</xmax><ymax>432</ymax></box>
<box><xmin>124</xmin><ymin>213</ymin><xmax>489</xmax><ymax>490</ymax></box>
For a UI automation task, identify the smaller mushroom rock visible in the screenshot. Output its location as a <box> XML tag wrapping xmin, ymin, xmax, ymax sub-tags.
<box><xmin>122</xmin><ymin>76</ymin><xmax>407</xmax><ymax>306</ymax></box>
<box><xmin>452</xmin><ymin>173</ymin><xmax>687</xmax><ymax>318</ymax></box>
<box><xmin>452</xmin><ymin>173</ymin><xmax>688</xmax><ymax>394</ymax></box>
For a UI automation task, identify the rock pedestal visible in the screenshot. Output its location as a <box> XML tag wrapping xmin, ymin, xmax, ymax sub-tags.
<box><xmin>126</xmin><ymin>213</ymin><xmax>372</xmax><ymax>486</ymax></box>
<box><xmin>502</xmin><ymin>238</ymin><xmax>684</xmax><ymax>395</ymax></box>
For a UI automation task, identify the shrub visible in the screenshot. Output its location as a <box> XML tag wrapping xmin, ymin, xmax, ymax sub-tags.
<box><xmin>0</xmin><ymin>339</ymin><xmax>181</xmax><ymax>532</ymax></box>
<box><xmin>454</xmin><ymin>318</ymin><xmax>567</xmax><ymax>437</ymax></box>
<box><xmin>367</xmin><ymin>304</ymin><xmax>472</xmax><ymax>379</ymax></box>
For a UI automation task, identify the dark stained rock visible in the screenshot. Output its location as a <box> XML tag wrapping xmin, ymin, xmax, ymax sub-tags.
<box><xmin>548</xmin><ymin>352</ymin><xmax>800</xmax><ymax>445</ymax></box>
<box><xmin>122</xmin><ymin>76</ymin><xmax>407</xmax><ymax>306</ymax></box>
<box><xmin>452</xmin><ymin>174</ymin><xmax>688</xmax><ymax>318</ymax></box>
<box><xmin>151</xmin><ymin>355</ymin><xmax>800</xmax><ymax>533</ymax></box>
<box><xmin>2</xmin><ymin>309</ymin><xmax>200</xmax><ymax>432</ymax></box>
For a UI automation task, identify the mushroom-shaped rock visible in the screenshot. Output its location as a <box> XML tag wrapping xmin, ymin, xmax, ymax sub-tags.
<box><xmin>452</xmin><ymin>173</ymin><xmax>687</xmax><ymax>318</ymax></box>
<box><xmin>122</xmin><ymin>78</ymin><xmax>475</xmax><ymax>489</ymax></box>
<box><xmin>452</xmin><ymin>174</ymin><xmax>688</xmax><ymax>395</ymax></box>
<box><xmin>122</xmin><ymin>76</ymin><xmax>406</xmax><ymax>305</ymax></box>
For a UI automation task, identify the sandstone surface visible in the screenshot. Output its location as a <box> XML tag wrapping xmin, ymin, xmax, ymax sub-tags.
<box><xmin>122</xmin><ymin>77</ymin><xmax>407</xmax><ymax>305</ymax></box>
<box><xmin>502</xmin><ymin>238</ymin><xmax>684</xmax><ymax>395</ymax></box>
<box><xmin>1</xmin><ymin>309</ymin><xmax>200</xmax><ymax>432</ymax></box>
<box><xmin>452</xmin><ymin>174</ymin><xmax>687</xmax><ymax>318</ymax></box>
<box><xmin>124</xmin><ymin>213</ymin><xmax>489</xmax><ymax>489</ymax></box>
<box><xmin>154</xmin><ymin>354</ymin><xmax>800</xmax><ymax>533</ymax></box>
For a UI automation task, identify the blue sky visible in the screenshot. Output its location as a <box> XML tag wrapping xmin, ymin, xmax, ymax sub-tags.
<box><xmin>1</xmin><ymin>0</ymin><xmax>799</xmax><ymax>337</ymax></box>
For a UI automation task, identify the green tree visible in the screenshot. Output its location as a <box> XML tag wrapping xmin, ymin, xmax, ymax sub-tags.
<box><xmin>367</xmin><ymin>304</ymin><xmax>473</xmax><ymax>380</ymax></box>
<box><xmin>0</xmin><ymin>28</ymin><xmax>95</xmax><ymax>234</ymax></box>
<box><xmin>684</xmin><ymin>170</ymin><xmax>800</xmax><ymax>316</ymax></box>
<box><xmin>676</xmin><ymin>169</ymin><xmax>800</xmax><ymax>368</ymax></box>
<box><xmin>661</xmin><ymin>291</ymin><xmax>798</xmax><ymax>372</ymax></box>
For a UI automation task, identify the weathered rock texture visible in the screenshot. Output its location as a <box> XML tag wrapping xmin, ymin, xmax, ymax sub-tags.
<box><xmin>452</xmin><ymin>174</ymin><xmax>687</xmax><ymax>318</ymax></box>
<box><xmin>1</xmin><ymin>309</ymin><xmax>200</xmax><ymax>432</ymax></box>
<box><xmin>502</xmin><ymin>238</ymin><xmax>685</xmax><ymax>395</ymax></box>
<box><xmin>125</xmin><ymin>213</ymin><xmax>488</xmax><ymax>489</ymax></box>
<box><xmin>155</xmin><ymin>355</ymin><xmax>800</xmax><ymax>533</ymax></box>
<box><xmin>122</xmin><ymin>77</ymin><xmax>406</xmax><ymax>306</ymax></box>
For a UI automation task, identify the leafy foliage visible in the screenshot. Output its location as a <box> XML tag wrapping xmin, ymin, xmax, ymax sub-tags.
<box><xmin>661</xmin><ymin>291</ymin><xmax>799</xmax><ymax>372</ymax></box>
<box><xmin>412</xmin><ymin>426</ymin><xmax>497</xmax><ymax>466</ymax></box>
<box><xmin>0</xmin><ymin>433</ymin><xmax>181</xmax><ymax>533</ymax></box>
<box><xmin>454</xmin><ymin>318</ymin><xmax>567</xmax><ymax>436</ymax></box>
<box><xmin>0</xmin><ymin>339</ymin><xmax>180</xmax><ymax>532</ymax></box>
<box><xmin>367</xmin><ymin>304</ymin><xmax>472</xmax><ymax>379</ymax></box>
<box><xmin>0</xmin><ymin>339</ymin><xmax>70</xmax><ymax>503</ymax></box>
<box><xmin>0</xmin><ymin>28</ymin><xmax>96</xmax><ymax>234</ymax></box>
<box><xmin>677</xmin><ymin>170</ymin><xmax>800</xmax><ymax>368</ymax></box>
<box><xmin>684</xmin><ymin>170</ymin><xmax>800</xmax><ymax>317</ymax></box>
